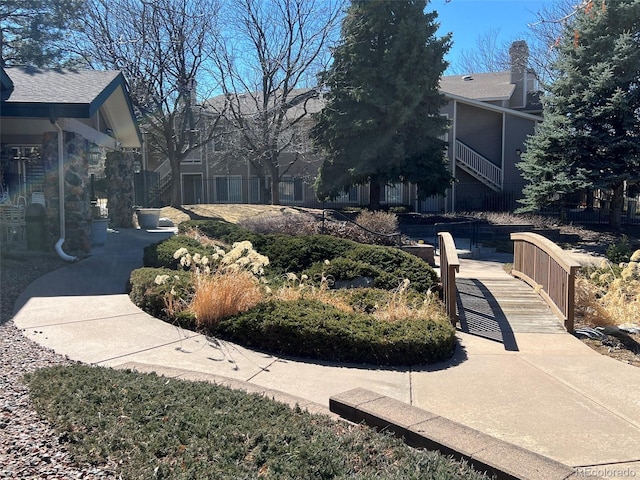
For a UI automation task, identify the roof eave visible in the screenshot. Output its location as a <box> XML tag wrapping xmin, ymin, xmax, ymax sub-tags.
<box><xmin>1</xmin><ymin>102</ymin><xmax>90</xmax><ymax>118</ymax></box>
<box><xmin>0</xmin><ymin>67</ymin><xmax>14</xmax><ymax>97</ymax></box>
<box><xmin>445</xmin><ymin>92</ymin><xmax>543</xmax><ymax>122</ymax></box>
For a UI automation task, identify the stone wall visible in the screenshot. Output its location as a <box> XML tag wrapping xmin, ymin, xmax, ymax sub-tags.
<box><xmin>42</xmin><ymin>131</ymin><xmax>92</xmax><ymax>253</ymax></box>
<box><xmin>105</xmin><ymin>151</ymin><xmax>135</xmax><ymax>228</ymax></box>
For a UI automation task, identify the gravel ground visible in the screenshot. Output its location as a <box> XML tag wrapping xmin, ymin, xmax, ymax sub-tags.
<box><xmin>0</xmin><ymin>253</ymin><xmax>118</xmax><ymax>479</ymax></box>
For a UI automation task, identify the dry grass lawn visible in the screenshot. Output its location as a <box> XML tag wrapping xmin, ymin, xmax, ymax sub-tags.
<box><xmin>160</xmin><ymin>204</ymin><xmax>308</xmax><ymax>226</ymax></box>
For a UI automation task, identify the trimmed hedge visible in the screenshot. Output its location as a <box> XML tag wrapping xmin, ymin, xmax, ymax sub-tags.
<box><xmin>143</xmin><ymin>235</ymin><xmax>221</xmax><ymax>270</ymax></box>
<box><xmin>178</xmin><ymin>219</ymin><xmax>260</xmax><ymax>245</ymax></box>
<box><xmin>344</xmin><ymin>244</ymin><xmax>439</xmax><ymax>292</ymax></box>
<box><xmin>256</xmin><ymin>234</ymin><xmax>354</xmax><ymax>273</ymax></box>
<box><xmin>147</xmin><ymin>220</ymin><xmax>439</xmax><ymax>292</ymax></box>
<box><xmin>128</xmin><ymin>267</ymin><xmax>195</xmax><ymax>326</ymax></box>
<box><xmin>132</xmin><ymin>219</ymin><xmax>449</xmax><ymax>366</ymax></box>
<box><xmin>213</xmin><ymin>299</ymin><xmax>455</xmax><ymax>366</ymax></box>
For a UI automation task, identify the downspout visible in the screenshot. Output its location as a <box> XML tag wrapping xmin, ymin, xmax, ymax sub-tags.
<box><xmin>52</xmin><ymin>120</ymin><xmax>78</xmax><ymax>262</ymax></box>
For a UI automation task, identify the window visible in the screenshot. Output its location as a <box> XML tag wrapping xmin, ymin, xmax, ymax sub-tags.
<box><xmin>2</xmin><ymin>145</ymin><xmax>44</xmax><ymax>197</ymax></box>
<box><xmin>332</xmin><ymin>186</ymin><xmax>358</xmax><ymax>203</ymax></box>
<box><xmin>214</xmin><ymin>176</ymin><xmax>242</xmax><ymax>203</ymax></box>
<box><xmin>279</xmin><ymin>176</ymin><xmax>304</xmax><ymax>203</ymax></box>
<box><xmin>182</xmin><ymin>174</ymin><xmax>203</xmax><ymax>204</ymax></box>
<box><xmin>213</xmin><ymin>128</ymin><xmax>228</xmax><ymax>152</ymax></box>
<box><xmin>181</xmin><ymin>148</ymin><xmax>202</xmax><ymax>165</ymax></box>
<box><xmin>181</xmin><ymin>130</ymin><xmax>202</xmax><ymax>165</ymax></box>
<box><xmin>250</xmin><ymin>176</ymin><xmax>271</xmax><ymax>204</ymax></box>
<box><xmin>382</xmin><ymin>183</ymin><xmax>403</xmax><ymax>204</ymax></box>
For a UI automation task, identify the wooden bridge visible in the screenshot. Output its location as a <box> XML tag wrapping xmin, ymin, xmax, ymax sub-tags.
<box><xmin>438</xmin><ymin>232</ymin><xmax>582</xmax><ymax>348</ymax></box>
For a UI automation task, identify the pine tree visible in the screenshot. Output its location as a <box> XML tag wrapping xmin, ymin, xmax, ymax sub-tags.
<box><xmin>518</xmin><ymin>0</ymin><xmax>640</xmax><ymax>228</ymax></box>
<box><xmin>1</xmin><ymin>0</ymin><xmax>83</xmax><ymax>67</ymax></box>
<box><xmin>311</xmin><ymin>0</ymin><xmax>452</xmax><ymax>209</ymax></box>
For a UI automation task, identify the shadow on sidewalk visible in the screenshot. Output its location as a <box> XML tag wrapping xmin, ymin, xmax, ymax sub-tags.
<box><xmin>456</xmin><ymin>278</ymin><xmax>519</xmax><ymax>351</ymax></box>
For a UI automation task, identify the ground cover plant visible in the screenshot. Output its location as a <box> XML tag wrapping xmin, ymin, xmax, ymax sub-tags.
<box><xmin>173</xmin><ymin>219</ymin><xmax>438</xmax><ymax>291</ymax></box>
<box><xmin>26</xmin><ymin>365</ymin><xmax>491</xmax><ymax>480</ymax></box>
<box><xmin>131</xmin><ymin>219</ymin><xmax>454</xmax><ymax>366</ymax></box>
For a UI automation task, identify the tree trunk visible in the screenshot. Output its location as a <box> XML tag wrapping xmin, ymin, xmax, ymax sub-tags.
<box><xmin>609</xmin><ymin>181</ymin><xmax>624</xmax><ymax>231</ymax></box>
<box><xmin>267</xmin><ymin>159</ymin><xmax>280</xmax><ymax>205</ymax></box>
<box><xmin>169</xmin><ymin>157</ymin><xmax>182</xmax><ymax>207</ymax></box>
<box><xmin>369</xmin><ymin>179</ymin><xmax>381</xmax><ymax>210</ymax></box>
<box><xmin>270</xmin><ymin>172</ymin><xmax>280</xmax><ymax>205</ymax></box>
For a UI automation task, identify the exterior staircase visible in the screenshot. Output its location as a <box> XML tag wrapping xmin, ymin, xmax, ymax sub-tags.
<box><xmin>455</xmin><ymin>140</ymin><xmax>502</xmax><ymax>191</ymax></box>
<box><xmin>147</xmin><ymin>160</ymin><xmax>172</xmax><ymax>206</ymax></box>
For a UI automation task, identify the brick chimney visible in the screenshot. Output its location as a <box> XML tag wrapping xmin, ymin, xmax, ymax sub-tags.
<box><xmin>509</xmin><ymin>40</ymin><xmax>529</xmax><ymax>109</ymax></box>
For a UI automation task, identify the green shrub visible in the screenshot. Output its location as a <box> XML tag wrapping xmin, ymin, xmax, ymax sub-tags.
<box><xmin>128</xmin><ymin>267</ymin><xmax>194</xmax><ymax>325</ymax></box>
<box><xmin>304</xmin><ymin>257</ymin><xmax>380</xmax><ymax>282</ymax></box>
<box><xmin>143</xmin><ymin>235</ymin><xmax>200</xmax><ymax>268</ymax></box>
<box><xmin>168</xmin><ymin>222</ymin><xmax>438</xmax><ymax>291</ymax></box>
<box><xmin>143</xmin><ymin>235</ymin><xmax>220</xmax><ymax>269</ymax></box>
<box><xmin>213</xmin><ymin>299</ymin><xmax>455</xmax><ymax>366</ymax></box>
<box><xmin>344</xmin><ymin>244</ymin><xmax>439</xmax><ymax>292</ymax></box>
<box><xmin>26</xmin><ymin>365</ymin><xmax>490</xmax><ymax>479</ymax></box>
<box><xmin>259</xmin><ymin>235</ymin><xmax>438</xmax><ymax>292</ymax></box>
<box><xmin>303</xmin><ymin>257</ymin><xmax>401</xmax><ymax>291</ymax></box>
<box><xmin>257</xmin><ymin>234</ymin><xmax>355</xmax><ymax>273</ymax></box>
<box><xmin>335</xmin><ymin>287</ymin><xmax>429</xmax><ymax>314</ymax></box>
<box><xmin>606</xmin><ymin>235</ymin><xmax>632</xmax><ymax>263</ymax></box>
<box><xmin>178</xmin><ymin>219</ymin><xmax>259</xmax><ymax>245</ymax></box>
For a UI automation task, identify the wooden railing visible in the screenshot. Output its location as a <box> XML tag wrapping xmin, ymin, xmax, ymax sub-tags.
<box><xmin>438</xmin><ymin>232</ymin><xmax>460</xmax><ymax>326</ymax></box>
<box><xmin>510</xmin><ymin>232</ymin><xmax>581</xmax><ymax>332</ymax></box>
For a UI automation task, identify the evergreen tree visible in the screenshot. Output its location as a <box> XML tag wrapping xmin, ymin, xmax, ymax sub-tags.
<box><xmin>1</xmin><ymin>0</ymin><xmax>84</xmax><ymax>67</ymax></box>
<box><xmin>311</xmin><ymin>0</ymin><xmax>452</xmax><ymax>209</ymax></box>
<box><xmin>518</xmin><ymin>0</ymin><xmax>640</xmax><ymax>228</ymax></box>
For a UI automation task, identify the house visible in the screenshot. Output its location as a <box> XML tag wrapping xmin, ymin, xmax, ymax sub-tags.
<box><xmin>145</xmin><ymin>41</ymin><xmax>543</xmax><ymax>213</ymax></box>
<box><xmin>0</xmin><ymin>66</ymin><xmax>141</xmax><ymax>257</ymax></box>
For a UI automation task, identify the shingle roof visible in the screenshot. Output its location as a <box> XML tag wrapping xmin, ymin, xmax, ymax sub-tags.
<box><xmin>3</xmin><ymin>66</ymin><xmax>121</xmax><ymax>105</ymax></box>
<box><xmin>440</xmin><ymin>71</ymin><xmax>515</xmax><ymax>101</ymax></box>
<box><xmin>1</xmin><ymin>66</ymin><xmax>141</xmax><ymax>147</ymax></box>
<box><xmin>209</xmin><ymin>74</ymin><xmax>519</xmax><ymax>118</ymax></box>
<box><xmin>206</xmin><ymin>87</ymin><xmax>324</xmax><ymax>120</ymax></box>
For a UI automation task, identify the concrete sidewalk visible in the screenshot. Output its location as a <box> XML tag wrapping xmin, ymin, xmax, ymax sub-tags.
<box><xmin>12</xmin><ymin>229</ymin><xmax>640</xmax><ymax>479</ymax></box>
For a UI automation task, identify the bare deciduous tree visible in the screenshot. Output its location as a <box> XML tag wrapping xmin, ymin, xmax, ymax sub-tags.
<box><xmin>527</xmin><ymin>0</ymin><xmax>584</xmax><ymax>88</ymax></box>
<box><xmin>450</xmin><ymin>28</ymin><xmax>512</xmax><ymax>74</ymax></box>
<box><xmin>71</xmin><ymin>0</ymin><xmax>225</xmax><ymax>207</ymax></box>
<box><xmin>211</xmin><ymin>0</ymin><xmax>344</xmax><ymax>205</ymax></box>
<box><xmin>447</xmin><ymin>0</ymin><xmax>580</xmax><ymax>88</ymax></box>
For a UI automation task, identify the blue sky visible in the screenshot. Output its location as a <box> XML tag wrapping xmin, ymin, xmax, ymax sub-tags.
<box><xmin>432</xmin><ymin>0</ymin><xmax>556</xmax><ymax>72</ymax></box>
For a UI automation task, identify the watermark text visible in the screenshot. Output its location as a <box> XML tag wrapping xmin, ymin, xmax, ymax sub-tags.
<box><xmin>575</xmin><ymin>466</ymin><xmax>637</xmax><ymax>478</ymax></box>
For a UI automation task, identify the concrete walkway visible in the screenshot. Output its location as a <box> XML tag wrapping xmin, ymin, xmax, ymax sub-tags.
<box><xmin>12</xmin><ymin>229</ymin><xmax>640</xmax><ymax>479</ymax></box>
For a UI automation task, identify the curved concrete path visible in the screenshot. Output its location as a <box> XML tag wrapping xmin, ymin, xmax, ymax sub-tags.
<box><xmin>12</xmin><ymin>229</ymin><xmax>640</xmax><ymax>479</ymax></box>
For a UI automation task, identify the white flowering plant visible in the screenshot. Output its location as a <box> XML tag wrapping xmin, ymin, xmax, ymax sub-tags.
<box><xmin>171</xmin><ymin>241</ymin><xmax>269</xmax><ymax>277</ymax></box>
<box><xmin>159</xmin><ymin>241</ymin><xmax>270</xmax><ymax>327</ymax></box>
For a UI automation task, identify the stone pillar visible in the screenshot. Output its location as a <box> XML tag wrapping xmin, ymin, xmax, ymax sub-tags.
<box><xmin>105</xmin><ymin>151</ymin><xmax>135</xmax><ymax>228</ymax></box>
<box><xmin>42</xmin><ymin>131</ymin><xmax>92</xmax><ymax>253</ymax></box>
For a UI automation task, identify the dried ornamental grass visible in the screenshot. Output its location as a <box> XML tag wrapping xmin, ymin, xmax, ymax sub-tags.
<box><xmin>576</xmin><ymin>250</ymin><xmax>640</xmax><ymax>326</ymax></box>
<box><xmin>191</xmin><ymin>270</ymin><xmax>264</xmax><ymax>328</ymax></box>
<box><xmin>372</xmin><ymin>279</ymin><xmax>446</xmax><ymax>323</ymax></box>
<box><xmin>165</xmin><ymin>242</ymin><xmax>270</xmax><ymax>328</ymax></box>
<box><xmin>180</xmin><ymin>226</ymin><xmax>228</xmax><ymax>249</ymax></box>
<box><xmin>274</xmin><ymin>268</ymin><xmax>353</xmax><ymax>313</ymax></box>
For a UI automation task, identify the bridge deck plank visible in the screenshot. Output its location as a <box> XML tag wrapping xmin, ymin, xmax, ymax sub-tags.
<box><xmin>456</xmin><ymin>277</ymin><xmax>565</xmax><ymax>345</ymax></box>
